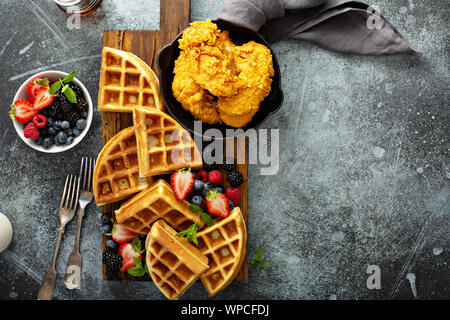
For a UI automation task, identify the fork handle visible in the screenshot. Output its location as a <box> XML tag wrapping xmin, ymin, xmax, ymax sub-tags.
<box><xmin>63</xmin><ymin>206</ymin><xmax>85</xmax><ymax>289</ymax></box>
<box><xmin>37</xmin><ymin>267</ymin><xmax>57</xmax><ymax>300</ymax></box>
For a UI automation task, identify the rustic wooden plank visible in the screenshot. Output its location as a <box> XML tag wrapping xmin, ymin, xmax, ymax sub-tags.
<box><xmin>100</xmin><ymin>0</ymin><xmax>248</xmax><ymax>283</ymax></box>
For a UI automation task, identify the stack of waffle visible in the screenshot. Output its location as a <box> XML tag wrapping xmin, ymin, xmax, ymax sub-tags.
<box><xmin>94</xmin><ymin>47</ymin><xmax>247</xmax><ymax>299</ymax></box>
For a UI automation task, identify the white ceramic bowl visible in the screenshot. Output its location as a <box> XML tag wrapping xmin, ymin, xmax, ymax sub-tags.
<box><xmin>12</xmin><ymin>70</ymin><xmax>93</xmax><ymax>153</ymax></box>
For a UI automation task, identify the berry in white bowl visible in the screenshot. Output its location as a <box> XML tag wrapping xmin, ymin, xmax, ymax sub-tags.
<box><xmin>10</xmin><ymin>70</ymin><xmax>93</xmax><ymax>153</ymax></box>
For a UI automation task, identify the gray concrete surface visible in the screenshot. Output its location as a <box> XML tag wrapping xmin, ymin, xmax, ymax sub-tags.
<box><xmin>0</xmin><ymin>0</ymin><xmax>448</xmax><ymax>300</ymax></box>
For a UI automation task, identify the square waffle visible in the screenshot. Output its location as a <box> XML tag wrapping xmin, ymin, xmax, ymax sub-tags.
<box><xmin>98</xmin><ymin>47</ymin><xmax>164</xmax><ymax>113</ymax></box>
<box><xmin>115</xmin><ymin>179</ymin><xmax>205</xmax><ymax>234</ymax></box>
<box><xmin>146</xmin><ymin>219</ymin><xmax>209</xmax><ymax>300</ymax></box>
<box><xmin>132</xmin><ymin>106</ymin><xmax>203</xmax><ymax>177</ymax></box>
<box><xmin>93</xmin><ymin>126</ymin><xmax>154</xmax><ymax>206</ymax></box>
<box><xmin>196</xmin><ymin>207</ymin><xmax>247</xmax><ymax>296</ymax></box>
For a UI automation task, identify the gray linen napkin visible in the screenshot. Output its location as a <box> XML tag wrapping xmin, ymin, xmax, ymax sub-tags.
<box><xmin>218</xmin><ymin>0</ymin><xmax>419</xmax><ymax>55</ymax></box>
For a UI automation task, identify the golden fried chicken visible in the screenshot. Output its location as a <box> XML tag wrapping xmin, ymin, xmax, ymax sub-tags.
<box><xmin>172</xmin><ymin>51</ymin><xmax>220</xmax><ymax>124</ymax></box>
<box><xmin>172</xmin><ymin>21</ymin><xmax>274</xmax><ymax>128</ymax></box>
<box><xmin>178</xmin><ymin>20</ymin><xmax>242</xmax><ymax>97</ymax></box>
<box><xmin>218</xmin><ymin>41</ymin><xmax>274</xmax><ymax>126</ymax></box>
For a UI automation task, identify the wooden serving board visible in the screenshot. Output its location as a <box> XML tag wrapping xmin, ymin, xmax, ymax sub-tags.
<box><xmin>101</xmin><ymin>0</ymin><xmax>248</xmax><ymax>283</ymax></box>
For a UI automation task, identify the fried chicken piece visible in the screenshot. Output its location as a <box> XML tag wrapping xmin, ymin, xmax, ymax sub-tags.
<box><xmin>179</xmin><ymin>20</ymin><xmax>242</xmax><ymax>97</ymax></box>
<box><xmin>172</xmin><ymin>51</ymin><xmax>220</xmax><ymax>124</ymax></box>
<box><xmin>218</xmin><ymin>41</ymin><xmax>274</xmax><ymax>126</ymax></box>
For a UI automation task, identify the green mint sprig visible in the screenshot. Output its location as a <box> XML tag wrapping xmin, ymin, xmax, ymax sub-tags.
<box><xmin>126</xmin><ymin>238</ymin><xmax>147</xmax><ymax>277</ymax></box>
<box><xmin>175</xmin><ymin>203</ymin><xmax>214</xmax><ymax>246</ymax></box>
<box><xmin>49</xmin><ymin>70</ymin><xmax>77</xmax><ymax>103</ymax></box>
<box><xmin>250</xmin><ymin>246</ymin><xmax>274</xmax><ymax>273</ymax></box>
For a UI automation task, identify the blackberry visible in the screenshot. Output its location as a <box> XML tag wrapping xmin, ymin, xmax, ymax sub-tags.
<box><xmin>57</xmin><ymin>94</ymin><xmax>75</xmax><ymax>114</ymax></box>
<box><xmin>227</xmin><ymin>171</ymin><xmax>244</xmax><ymax>187</ymax></box>
<box><xmin>48</xmin><ymin>103</ymin><xmax>61</xmax><ymax>118</ymax></box>
<box><xmin>102</xmin><ymin>251</ymin><xmax>122</xmax><ymax>274</ymax></box>
<box><xmin>65</xmin><ymin>110</ymin><xmax>80</xmax><ymax>127</ymax></box>
<box><xmin>68</xmin><ymin>82</ymin><xmax>83</xmax><ymax>97</ymax></box>
<box><xmin>222</xmin><ymin>157</ymin><xmax>236</xmax><ymax>172</ymax></box>
<box><xmin>77</xmin><ymin>97</ymin><xmax>89</xmax><ymax>113</ymax></box>
<box><xmin>203</xmin><ymin>161</ymin><xmax>218</xmax><ymax>171</ymax></box>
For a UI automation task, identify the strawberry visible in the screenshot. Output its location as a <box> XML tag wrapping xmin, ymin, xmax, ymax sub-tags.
<box><xmin>32</xmin><ymin>86</ymin><xmax>54</xmax><ymax>110</ymax></box>
<box><xmin>208</xmin><ymin>170</ymin><xmax>223</xmax><ymax>186</ymax></box>
<box><xmin>118</xmin><ymin>239</ymin><xmax>143</xmax><ymax>272</ymax></box>
<box><xmin>226</xmin><ymin>187</ymin><xmax>241</xmax><ymax>206</ymax></box>
<box><xmin>196</xmin><ymin>170</ymin><xmax>208</xmax><ymax>183</ymax></box>
<box><xmin>110</xmin><ymin>223</ymin><xmax>139</xmax><ymax>244</ymax></box>
<box><xmin>171</xmin><ymin>168</ymin><xmax>194</xmax><ymax>201</ymax></box>
<box><xmin>27</xmin><ymin>77</ymin><xmax>49</xmax><ymax>103</ymax></box>
<box><xmin>23</xmin><ymin>122</ymin><xmax>40</xmax><ymax>139</ymax></box>
<box><xmin>9</xmin><ymin>100</ymin><xmax>37</xmax><ymax>123</ymax></box>
<box><xmin>205</xmin><ymin>189</ymin><xmax>230</xmax><ymax>218</ymax></box>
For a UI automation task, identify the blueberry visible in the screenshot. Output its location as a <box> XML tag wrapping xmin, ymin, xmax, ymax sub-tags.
<box><xmin>72</xmin><ymin>128</ymin><xmax>81</xmax><ymax>137</ymax></box>
<box><xmin>54</xmin><ymin>120</ymin><xmax>62</xmax><ymax>129</ymax></box>
<box><xmin>139</xmin><ymin>233</ymin><xmax>147</xmax><ymax>243</ymax></box>
<box><xmin>48</xmin><ymin>127</ymin><xmax>57</xmax><ymax>135</ymax></box>
<box><xmin>64</xmin><ymin>128</ymin><xmax>73</xmax><ymax>136</ymax></box>
<box><xmin>193</xmin><ymin>180</ymin><xmax>204</xmax><ymax>192</ymax></box>
<box><xmin>80</xmin><ymin>111</ymin><xmax>88</xmax><ymax>119</ymax></box>
<box><xmin>101</xmin><ymin>214</ymin><xmax>111</xmax><ymax>224</ymax></box>
<box><xmin>75</xmin><ymin>119</ymin><xmax>87</xmax><ymax>130</ymax></box>
<box><xmin>42</xmin><ymin>137</ymin><xmax>51</xmax><ymax>149</ymax></box>
<box><xmin>47</xmin><ymin>117</ymin><xmax>54</xmax><ymax>127</ymax></box>
<box><xmin>65</xmin><ymin>136</ymin><xmax>74</xmax><ymax>145</ymax></box>
<box><xmin>34</xmin><ymin>137</ymin><xmax>43</xmax><ymax>145</ymax></box>
<box><xmin>214</xmin><ymin>187</ymin><xmax>224</xmax><ymax>194</ymax></box>
<box><xmin>100</xmin><ymin>223</ymin><xmax>112</xmax><ymax>234</ymax></box>
<box><xmin>202</xmin><ymin>182</ymin><xmax>213</xmax><ymax>197</ymax></box>
<box><xmin>190</xmin><ymin>195</ymin><xmax>204</xmax><ymax>207</ymax></box>
<box><xmin>228</xmin><ymin>199</ymin><xmax>235</xmax><ymax>211</ymax></box>
<box><xmin>106</xmin><ymin>238</ymin><xmax>118</xmax><ymax>251</ymax></box>
<box><xmin>61</xmin><ymin>120</ymin><xmax>70</xmax><ymax>130</ymax></box>
<box><xmin>56</xmin><ymin>131</ymin><xmax>67</xmax><ymax>144</ymax></box>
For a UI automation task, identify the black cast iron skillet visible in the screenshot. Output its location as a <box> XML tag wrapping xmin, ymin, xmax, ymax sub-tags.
<box><xmin>157</xmin><ymin>19</ymin><xmax>284</xmax><ymax>140</ymax></box>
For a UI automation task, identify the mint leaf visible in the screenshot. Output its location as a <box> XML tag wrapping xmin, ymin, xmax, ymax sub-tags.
<box><xmin>188</xmin><ymin>203</ymin><xmax>202</xmax><ymax>213</ymax></box>
<box><xmin>127</xmin><ymin>257</ymin><xmax>146</xmax><ymax>277</ymax></box>
<box><xmin>49</xmin><ymin>81</ymin><xmax>62</xmax><ymax>95</ymax></box>
<box><xmin>200</xmin><ymin>212</ymin><xmax>214</xmax><ymax>226</ymax></box>
<box><xmin>63</xmin><ymin>70</ymin><xmax>77</xmax><ymax>83</ymax></box>
<box><xmin>61</xmin><ymin>84</ymin><xmax>69</xmax><ymax>93</ymax></box>
<box><xmin>63</xmin><ymin>86</ymin><xmax>77</xmax><ymax>103</ymax></box>
<box><xmin>250</xmin><ymin>246</ymin><xmax>273</xmax><ymax>273</ymax></box>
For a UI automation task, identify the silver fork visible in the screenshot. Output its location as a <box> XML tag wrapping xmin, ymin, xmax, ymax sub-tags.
<box><xmin>37</xmin><ymin>174</ymin><xmax>79</xmax><ymax>300</ymax></box>
<box><xmin>64</xmin><ymin>157</ymin><xmax>95</xmax><ymax>290</ymax></box>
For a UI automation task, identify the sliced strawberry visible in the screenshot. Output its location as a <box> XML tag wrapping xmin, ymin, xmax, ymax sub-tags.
<box><xmin>32</xmin><ymin>86</ymin><xmax>54</xmax><ymax>110</ymax></box>
<box><xmin>111</xmin><ymin>223</ymin><xmax>139</xmax><ymax>244</ymax></box>
<box><xmin>171</xmin><ymin>168</ymin><xmax>194</xmax><ymax>201</ymax></box>
<box><xmin>206</xmin><ymin>189</ymin><xmax>230</xmax><ymax>218</ymax></box>
<box><xmin>118</xmin><ymin>242</ymin><xmax>143</xmax><ymax>272</ymax></box>
<box><xmin>27</xmin><ymin>77</ymin><xmax>49</xmax><ymax>103</ymax></box>
<box><xmin>9</xmin><ymin>100</ymin><xmax>37</xmax><ymax>123</ymax></box>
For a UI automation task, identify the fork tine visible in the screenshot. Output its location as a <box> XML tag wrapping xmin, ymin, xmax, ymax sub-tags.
<box><xmin>83</xmin><ymin>157</ymin><xmax>89</xmax><ymax>192</ymax></box>
<box><xmin>64</xmin><ymin>175</ymin><xmax>74</xmax><ymax>208</ymax></box>
<box><xmin>79</xmin><ymin>157</ymin><xmax>86</xmax><ymax>191</ymax></box>
<box><xmin>70</xmin><ymin>176</ymin><xmax>80</xmax><ymax>210</ymax></box>
<box><xmin>59</xmin><ymin>175</ymin><xmax>70</xmax><ymax>208</ymax></box>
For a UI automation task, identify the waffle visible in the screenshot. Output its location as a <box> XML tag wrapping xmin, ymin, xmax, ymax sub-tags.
<box><xmin>115</xmin><ymin>179</ymin><xmax>205</xmax><ymax>234</ymax></box>
<box><xmin>146</xmin><ymin>219</ymin><xmax>209</xmax><ymax>300</ymax></box>
<box><xmin>196</xmin><ymin>207</ymin><xmax>247</xmax><ymax>297</ymax></box>
<box><xmin>93</xmin><ymin>126</ymin><xmax>154</xmax><ymax>206</ymax></box>
<box><xmin>132</xmin><ymin>106</ymin><xmax>203</xmax><ymax>177</ymax></box>
<box><xmin>98</xmin><ymin>47</ymin><xmax>164</xmax><ymax>113</ymax></box>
